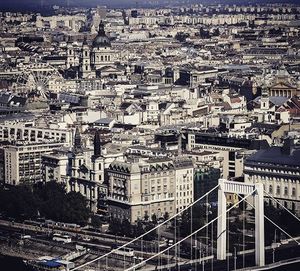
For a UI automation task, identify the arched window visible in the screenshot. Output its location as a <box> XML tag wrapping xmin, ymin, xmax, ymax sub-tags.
<box><xmin>269</xmin><ymin>185</ymin><xmax>273</xmax><ymax>193</ymax></box>
<box><xmin>284</xmin><ymin>187</ymin><xmax>288</xmax><ymax>196</ymax></box>
<box><xmin>101</xmin><ymin>56</ymin><xmax>104</xmax><ymax>61</ymax></box>
<box><xmin>292</xmin><ymin>187</ymin><xmax>296</xmax><ymax>197</ymax></box>
<box><xmin>276</xmin><ymin>186</ymin><xmax>280</xmax><ymax>195</ymax></box>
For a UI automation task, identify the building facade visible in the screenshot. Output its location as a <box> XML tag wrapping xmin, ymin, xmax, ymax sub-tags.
<box><xmin>244</xmin><ymin>138</ymin><xmax>300</xmax><ymax>215</ymax></box>
<box><xmin>107</xmin><ymin>157</ymin><xmax>194</xmax><ymax>223</ymax></box>
<box><xmin>2</xmin><ymin>142</ymin><xmax>64</xmax><ymax>185</ymax></box>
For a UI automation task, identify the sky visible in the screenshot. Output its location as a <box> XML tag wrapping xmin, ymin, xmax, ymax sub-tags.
<box><xmin>0</xmin><ymin>0</ymin><xmax>298</xmax><ymax>12</ymax></box>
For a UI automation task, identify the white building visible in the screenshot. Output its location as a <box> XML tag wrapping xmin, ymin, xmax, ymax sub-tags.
<box><xmin>2</xmin><ymin>142</ymin><xmax>65</xmax><ymax>185</ymax></box>
<box><xmin>244</xmin><ymin>138</ymin><xmax>300</xmax><ymax>216</ymax></box>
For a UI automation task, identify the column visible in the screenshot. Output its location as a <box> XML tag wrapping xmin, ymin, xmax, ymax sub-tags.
<box><xmin>217</xmin><ymin>179</ymin><xmax>227</xmax><ymax>260</ymax></box>
<box><xmin>255</xmin><ymin>183</ymin><xmax>265</xmax><ymax>266</ymax></box>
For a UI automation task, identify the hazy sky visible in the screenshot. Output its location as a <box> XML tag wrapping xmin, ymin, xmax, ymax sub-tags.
<box><xmin>0</xmin><ymin>0</ymin><xmax>297</xmax><ymax>11</ymax></box>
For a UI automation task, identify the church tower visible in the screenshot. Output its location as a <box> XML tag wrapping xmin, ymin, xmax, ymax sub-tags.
<box><xmin>261</xmin><ymin>85</ymin><xmax>270</xmax><ymax>122</ymax></box>
<box><xmin>80</xmin><ymin>37</ymin><xmax>92</xmax><ymax>78</ymax></box>
<box><xmin>74</xmin><ymin>126</ymin><xmax>82</xmax><ymax>153</ymax></box>
<box><xmin>260</xmin><ymin>85</ymin><xmax>269</xmax><ymax>111</ymax></box>
<box><xmin>67</xmin><ymin>40</ymin><xmax>75</xmax><ymax>69</ymax></box>
<box><xmin>93</xmin><ymin>130</ymin><xmax>101</xmax><ymax>158</ymax></box>
<box><xmin>91</xmin><ymin>21</ymin><xmax>114</xmax><ymax>70</ymax></box>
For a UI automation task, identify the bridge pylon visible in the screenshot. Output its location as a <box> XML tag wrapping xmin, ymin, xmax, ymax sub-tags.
<box><xmin>217</xmin><ymin>179</ymin><xmax>265</xmax><ymax>266</ymax></box>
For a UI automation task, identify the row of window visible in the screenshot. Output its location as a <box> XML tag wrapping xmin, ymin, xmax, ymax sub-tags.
<box><xmin>268</xmin><ymin>184</ymin><xmax>297</xmax><ymax>197</ymax></box>
<box><xmin>177</xmin><ymin>198</ymin><xmax>192</xmax><ymax>205</ymax></box>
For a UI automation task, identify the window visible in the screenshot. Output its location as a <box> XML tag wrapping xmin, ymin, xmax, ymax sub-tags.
<box><xmin>292</xmin><ymin>187</ymin><xmax>296</xmax><ymax>197</ymax></box>
<box><xmin>269</xmin><ymin>185</ymin><xmax>273</xmax><ymax>193</ymax></box>
<box><xmin>284</xmin><ymin>187</ymin><xmax>288</xmax><ymax>196</ymax></box>
<box><xmin>276</xmin><ymin>186</ymin><xmax>280</xmax><ymax>195</ymax></box>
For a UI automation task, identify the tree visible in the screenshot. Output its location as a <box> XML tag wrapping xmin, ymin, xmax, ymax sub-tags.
<box><xmin>144</xmin><ymin>212</ymin><xmax>149</xmax><ymax>221</ymax></box>
<box><xmin>151</xmin><ymin>214</ymin><xmax>157</xmax><ymax>224</ymax></box>
<box><xmin>91</xmin><ymin>215</ymin><xmax>102</xmax><ymax>229</ymax></box>
<box><xmin>108</xmin><ymin>218</ymin><xmax>121</xmax><ymax>235</ymax></box>
<box><xmin>133</xmin><ymin>220</ymin><xmax>144</xmax><ymax>237</ymax></box>
<box><xmin>175</xmin><ymin>32</ymin><xmax>190</xmax><ymax>42</ymax></box>
<box><xmin>0</xmin><ymin>182</ymin><xmax>90</xmax><ymax>225</ymax></box>
<box><xmin>64</xmin><ymin>192</ymin><xmax>90</xmax><ymax>225</ymax></box>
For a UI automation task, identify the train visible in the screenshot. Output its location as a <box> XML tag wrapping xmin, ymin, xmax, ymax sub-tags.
<box><xmin>53</xmin><ymin>233</ymin><xmax>72</xmax><ymax>243</ymax></box>
<box><xmin>24</xmin><ymin>219</ymin><xmax>81</xmax><ymax>231</ymax></box>
<box><xmin>111</xmin><ymin>244</ymin><xmax>135</xmax><ymax>257</ymax></box>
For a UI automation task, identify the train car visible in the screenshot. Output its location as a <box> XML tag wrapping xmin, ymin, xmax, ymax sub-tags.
<box><xmin>53</xmin><ymin>233</ymin><xmax>72</xmax><ymax>243</ymax></box>
<box><xmin>111</xmin><ymin>245</ymin><xmax>135</xmax><ymax>257</ymax></box>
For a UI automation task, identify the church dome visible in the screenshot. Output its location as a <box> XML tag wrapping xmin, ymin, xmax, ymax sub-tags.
<box><xmin>92</xmin><ymin>21</ymin><xmax>111</xmax><ymax>48</ymax></box>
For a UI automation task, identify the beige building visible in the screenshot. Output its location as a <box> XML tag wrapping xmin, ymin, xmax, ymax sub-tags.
<box><xmin>174</xmin><ymin>159</ymin><xmax>194</xmax><ymax>212</ymax></box>
<box><xmin>107</xmin><ymin>157</ymin><xmax>194</xmax><ymax>223</ymax></box>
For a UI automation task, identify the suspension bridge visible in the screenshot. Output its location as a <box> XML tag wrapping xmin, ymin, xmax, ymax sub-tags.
<box><xmin>71</xmin><ymin>179</ymin><xmax>300</xmax><ymax>271</ymax></box>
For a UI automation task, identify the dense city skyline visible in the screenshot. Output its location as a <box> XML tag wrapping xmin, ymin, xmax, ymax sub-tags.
<box><xmin>0</xmin><ymin>1</ymin><xmax>299</xmax><ymax>271</ymax></box>
<box><xmin>0</xmin><ymin>0</ymin><xmax>300</xmax><ymax>11</ymax></box>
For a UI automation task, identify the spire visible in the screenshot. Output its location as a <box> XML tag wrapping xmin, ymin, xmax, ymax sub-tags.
<box><xmin>98</xmin><ymin>20</ymin><xmax>105</xmax><ymax>36</ymax></box>
<box><xmin>94</xmin><ymin>130</ymin><xmax>101</xmax><ymax>157</ymax></box>
<box><xmin>74</xmin><ymin>127</ymin><xmax>82</xmax><ymax>153</ymax></box>
<box><xmin>83</xmin><ymin>36</ymin><xmax>88</xmax><ymax>46</ymax></box>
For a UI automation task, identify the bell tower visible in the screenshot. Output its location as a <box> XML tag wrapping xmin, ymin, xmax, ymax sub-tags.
<box><xmin>81</xmin><ymin>37</ymin><xmax>91</xmax><ymax>78</ymax></box>
<box><xmin>66</xmin><ymin>39</ymin><xmax>75</xmax><ymax>69</ymax></box>
<box><xmin>260</xmin><ymin>85</ymin><xmax>269</xmax><ymax>111</ymax></box>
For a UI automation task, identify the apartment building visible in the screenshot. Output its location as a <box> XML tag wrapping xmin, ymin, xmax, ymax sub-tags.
<box><xmin>107</xmin><ymin>157</ymin><xmax>194</xmax><ymax>223</ymax></box>
<box><xmin>0</xmin><ymin>123</ymin><xmax>72</xmax><ymax>146</ymax></box>
<box><xmin>185</xmin><ymin>130</ymin><xmax>269</xmax><ymax>179</ymax></box>
<box><xmin>244</xmin><ymin>138</ymin><xmax>300</xmax><ymax>216</ymax></box>
<box><xmin>2</xmin><ymin>142</ymin><xmax>64</xmax><ymax>185</ymax></box>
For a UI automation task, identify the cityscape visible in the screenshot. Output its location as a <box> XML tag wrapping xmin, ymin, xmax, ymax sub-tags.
<box><xmin>0</xmin><ymin>0</ymin><xmax>300</xmax><ymax>271</ymax></box>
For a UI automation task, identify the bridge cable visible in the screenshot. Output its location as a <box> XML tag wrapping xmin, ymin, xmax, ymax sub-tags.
<box><xmin>264</xmin><ymin>190</ymin><xmax>300</xmax><ymax>223</ymax></box>
<box><xmin>237</xmin><ymin>194</ymin><xmax>300</xmax><ymax>245</ymax></box>
<box><xmin>70</xmin><ymin>184</ymin><xmax>220</xmax><ymax>271</ymax></box>
<box><xmin>125</xmin><ymin>191</ymin><xmax>255</xmax><ymax>271</ymax></box>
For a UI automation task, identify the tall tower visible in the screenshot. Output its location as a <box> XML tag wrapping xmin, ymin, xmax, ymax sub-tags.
<box><xmin>94</xmin><ymin>130</ymin><xmax>101</xmax><ymax>157</ymax></box>
<box><xmin>81</xmin><ymin>37</ymin><xmax>91</xmax><ymax>78</ymax></box>
<box><xmin>66</xmin><ymin>40</ymin><xmax>75</xmax><ymax>69</ymax></box>
<box><xmin>74</xmin><ymin>127</ymin><xmax>82</xmax><ymax>153</ymax></box>
<box><xmin>261</xmin><ymin>85</ymin><xmax>270</xmax><ymax>122</ymax></box>
<box><xmin>260</xmin><ymin>85</ymin><xmax>269</xmax><ymax>111</ymax></box>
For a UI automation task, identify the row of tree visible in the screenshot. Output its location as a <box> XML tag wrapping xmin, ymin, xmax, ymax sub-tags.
<box><xmin>108</xmin><ymin>218</ymin><xmax>156</xmax><ymax>241</ymax></box>
<box><xmin>0</xmin><ymin>182</ymin><xmax>90</xmax><ymax>225</ymax></box>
